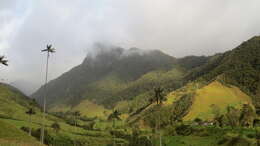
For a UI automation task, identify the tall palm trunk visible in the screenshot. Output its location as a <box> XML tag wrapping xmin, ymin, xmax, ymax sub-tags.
<box><xmin>74</xmin><ymin>114</ymin><xmax>77</xmax><ymax>146</ymax></box>
<box><xmin>159</xmin><ymin>112</ymin><xmax>162</xmax><ymax>146</ymax></box>
<box><xmin>41</xmin><ymin>51</ymin><xmax>49</xmax><ymax>144</ymax></box>
<box><xmin>113</xmin><ymin>118</ymin><xmax>115</xmax><ymax>146</ymax></box>
<box><xmin>29</xmin><ymin>114</ymin><xmax>32</xmax><ymax>136</ymax></box>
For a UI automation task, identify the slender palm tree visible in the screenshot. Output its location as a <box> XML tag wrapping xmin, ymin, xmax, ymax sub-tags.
<box><xmin>73</xmin><ymin>111</ymin><xmax>81</xmax><ymax>128</ymax></box>
<box><xmin>111</xmin><ymin>110</ymin><xmax>120</xmax><ymax>146</ymax></box>
<box><xmin>40</xmin><ymin>44</ymin><xmax>55</xmax><ymax>144</ymax></box>
<box><xmin>0</xmin><ymin>56</ymin><xmax>8</xmax><ymax>66</ymax></box>
<box><xmin>73</xmin><ymin>111</ymin><xmax>80</xmax><ymax>146</ymax></box>
<box><xmin>153</xmin><ymin>86</ymin><xmax>164</xmax><ymax>146</ymax></box>
<box><xmin>26</xmin><ymin>108</ymin><xmax>36</xmax><ymax>136</ymax></box>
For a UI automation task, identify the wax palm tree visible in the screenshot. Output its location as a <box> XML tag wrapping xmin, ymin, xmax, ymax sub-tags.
<box><xmin>0</xmin><ymin>56</ymin><xmax>8</xmax><ymax>66</ymax></box>
<box><xmin>40</xmin><ymin>44</ymin><xmax>55</xmax><ymax>144</ymax></box>
<box><xmin>110</xmin><ymin>110</ymin><xmax>121</xmax><ymax>146</ymax></box>
<box><xmin>73</xmin><ymin>111</ymin><xmax>81</xmax><ymax>127</ymax></box>
<box><xmin>153</xmin><ymin>86</ymin><xmax>164</xmax><ymax>146</ymax></box>
<box><xmin>26</xmin><ymin>108</ymin><xmax>36</xmax><ymax>136</ymax></box>
<box><xmin>73</xmin><ymin>111</ymin><xmax>80</xmax><ymax>146</ymax></box>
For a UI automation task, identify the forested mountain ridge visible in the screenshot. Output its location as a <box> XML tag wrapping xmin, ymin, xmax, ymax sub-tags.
<box><xmin>184</xmin><ymin>36</ymin><xmax>260</xmax><ymax>109</ymax></box>
<box><xmin>32</xmin><ymin>47</ymin><xmax>179</xmax><ymax>109</ymax></box>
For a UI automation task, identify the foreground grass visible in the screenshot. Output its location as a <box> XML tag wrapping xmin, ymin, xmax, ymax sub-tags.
<box><xmin>0</xmin><ymin>120</ymin><xmax>43</xmax><ymax>146</ymax></box>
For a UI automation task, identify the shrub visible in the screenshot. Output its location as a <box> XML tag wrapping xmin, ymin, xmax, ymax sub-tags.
<box><xmin>20</xmin><ymin>126</ymin><xmax>29</xmax><ymax>133</ymax></box>
<box><xmin>31</xmin><ymin>128</ymin><xmax>54</xmax><ymax>145</ymax></box>
<box><xmin>82</xmin><ymin>121</ymin><xmax>95</xmax><ymax>130</ymax></box>
<box><xmin>175</xmin><ymin>124</ymin><xmax>192</xmax><ymax>136</ymax></box>
<box><xmin>217</xmin><ymin>138</ymin><xmax>228</xmax><ymax>145</ymax></box>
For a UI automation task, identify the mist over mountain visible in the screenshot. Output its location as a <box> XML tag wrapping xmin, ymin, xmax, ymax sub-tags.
<box><xmin>33</xmin><ymin>45</ymin><xmax>176</xmax><ymax>108</ymax></box>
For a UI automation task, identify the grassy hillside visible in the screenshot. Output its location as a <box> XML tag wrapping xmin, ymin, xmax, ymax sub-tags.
<box><xmin>0</xmin><ymin>83</ymin><xmax>127</xmax><ymax>146</ymax></box>
<box><xmin>127</xmin><ymin>79</ymin><xmax>253</xmax><ymax>128</ymax></box>
<box><xmin>0</xmin><ymin>120</ymin><xmax>43</xmax><ymax>146</ymax></box>
<box><xmin>183</xmin><ymin>81</ymin><xmax>252</xmax><ymax>120</ymax></box>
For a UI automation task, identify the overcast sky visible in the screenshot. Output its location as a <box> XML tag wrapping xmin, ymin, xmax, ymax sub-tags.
<box><xmin>0</xmin><ymin>0</ymin><xmax>260</xmax><ymax>93</ymax></box>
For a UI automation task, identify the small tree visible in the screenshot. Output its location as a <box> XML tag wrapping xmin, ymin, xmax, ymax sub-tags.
<box><xmin>51</xmin><ymin>122</ymin><xmax>60</xmax><ymax>133</ymax></box>
<box><xmin>211</xmin><ymin>104</ymin><xmax>223</xmax><ymax>127</ymax></box>
<box><xmin>226</xmin><ymin>106</ymin><xmax>240</xmax><ymax>129</ymax></box>
<box><xmin>0</xmin><ymin>56</ymin><xmax>8</xmax><ymax>66</ymax></box>
<box><xmin>26</xmin><ymin>108</ymin><xmax>36</xmax><ymax>136</ymax></box>
<box><xmin>108</xmin><ymin>110</ymin><xmax>121</xmax><ymax>121</ymax></box>
<box><xmin>240</xmin><ymin>103</ymin><xmax>255</xmax><ymax>127</ymax></box>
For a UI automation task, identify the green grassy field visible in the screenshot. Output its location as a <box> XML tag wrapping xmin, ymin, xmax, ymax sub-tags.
<box><xmin>183</xmin><ymin>81</ymin><xmax>252</xmax><ymax>120</ymax></box>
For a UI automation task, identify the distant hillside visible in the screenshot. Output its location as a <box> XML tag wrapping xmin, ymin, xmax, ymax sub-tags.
<box><xmin>0</xmin><ymin>83</ymin><xmax>42</xmax><ymax>145</ymax></box>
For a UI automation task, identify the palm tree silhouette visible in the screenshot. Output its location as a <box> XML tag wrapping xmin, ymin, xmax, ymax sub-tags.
<box><xmin>73</xmin><ymin>111</ymin><xmax>80</xmax><ymax>146</ymax></box>
<box><xmin>73</xmin><ymin>111</ymin><xmax>81</xmax><ymax>128</ymax></box>
<box><xmin>153</xmin><ymin>86</ymin><xmax>164</xmax><ymax>146</ymax></box>
<box><xmin>0</xmin><ymin>56</ymin><xmax>8</xmax><ymax>66</ymax></box>
<box><xmin>111</xmin><ymin>110</ymin><xmax>121</xmax><ymax>146</ymax></box>
<box><xmin>26</xmin><ymin>108</ymin><xmax>36</xmax><ymax>136</ymax></box>
<box><xmin>40</xmin><ymin>44</ymin><xmax>55</xmax><ymax>144</ymax></box>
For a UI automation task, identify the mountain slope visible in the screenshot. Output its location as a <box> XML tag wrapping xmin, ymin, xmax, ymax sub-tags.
<box><xmin>33</xmin><ymin>47</ymin><xmax>180</xmax><ymax>111</ymax></box>
<box><xmin>0</xmin><ymin>83</ymin><xmax>39</xmax><ymax>119</ymax></box>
